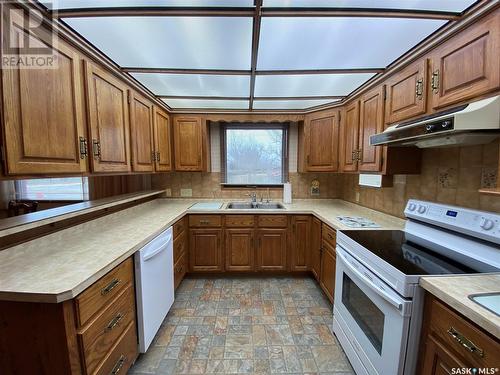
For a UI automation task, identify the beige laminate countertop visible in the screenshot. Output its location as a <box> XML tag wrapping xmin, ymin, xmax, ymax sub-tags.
<box><xmin>0</xmin><ymin>198</ymin><xmax>404</xmax><ymax>303</ymax></box>
<box><xmin>420</xmin><ymin>274</ymin><xmax>500</xmax><ymax>340</ymax></box>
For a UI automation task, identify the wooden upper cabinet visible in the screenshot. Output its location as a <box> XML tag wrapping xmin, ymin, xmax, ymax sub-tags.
<box><xmin>153</xmin><ymin>107</ymin><xmax>173</xmax><ymax>172</ymax></box>
<box><xmin>385</xmin><ymin>59</ymin><xmax>428</xmax><ymax>125</ymax></box>
<box><xmin>358</xmin><ymin>86</ymin><xmax>385</xmax><ymax>172</ymax></box>
<box><xmin>300</xmin><ymin>110</ymin><xmax>339</xmax><ymax>172</ymax></box>
<box><xmin>173</xmin><ymin>116</ymin><xmax>210</xmax><ymax>171</ymax></box>
<box><xmin>1</xmin><ymin>15</ymin><xmax>87</xmax><ymax>175</ymax></box>
<box><xmin>429</xmin><ymin>10</ymin><xmax>500</xmax><ymax>110</ymax></box>
<box><xmin>129</xmin><ymin>91</ymin><xmax>154</xmax><ymax>172</ymax></box>
<box><xmin>339</xmin><ymin>101</ymin><xmax>360</xmax><ymax>172</ymax></box>
<box><xmin>84</xmin><ymin>62</ymin><xmax>131</xmax><ymax>173</ymax></box>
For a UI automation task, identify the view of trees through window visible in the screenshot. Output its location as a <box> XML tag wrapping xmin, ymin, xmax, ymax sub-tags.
<box><xmin>225</xmin><ymin>127</ymin><xmax>286</xmax><ymax>185</ymax></box>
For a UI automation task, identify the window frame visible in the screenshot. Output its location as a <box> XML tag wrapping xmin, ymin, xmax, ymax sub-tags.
<box><xmin>14</xmin><ymin>177</ymin><xmax>90</xmax><ymax>202</ymax></box>
<box><xmin>220</xmin><ymin>122</ymin><xmax>289</xmax><ymax>188</ymax></box>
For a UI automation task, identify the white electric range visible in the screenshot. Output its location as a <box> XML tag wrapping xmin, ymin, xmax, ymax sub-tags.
<box><xmin>333</xmin><ymin>199</ymin><xmax>500</xmax><ymax>375</ymax></box>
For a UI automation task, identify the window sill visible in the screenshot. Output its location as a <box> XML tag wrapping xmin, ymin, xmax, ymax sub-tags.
<box><xmin>220</xmin><ymin>183</ymin><xmax>284</xmax><ymax>189</ymax></box>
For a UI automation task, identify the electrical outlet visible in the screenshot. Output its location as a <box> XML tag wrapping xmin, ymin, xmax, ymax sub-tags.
<box><xmin>180</xmin><ymin>188</ymin><xmax>192</xmax><ymax>197</ymax></box>
<box><xmin>165</xmin><ymin>188</ymin><xmax>172</xmax><ymax>197</ymax></box>
<box><xmin>355</xmin><ymin>191</ymin><xmax>360</xmax><ymax>202</ymax></box>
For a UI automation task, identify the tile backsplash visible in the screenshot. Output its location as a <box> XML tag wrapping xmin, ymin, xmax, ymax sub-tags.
<box><xmin>151</xmin><ymin>141</ymin><xmax>499</xmax><ymax>218</ymax></box>
<box><xmin>340</xmin><ymin>141</ymin><xmax>500</xmax><ymax>218</ymax></box>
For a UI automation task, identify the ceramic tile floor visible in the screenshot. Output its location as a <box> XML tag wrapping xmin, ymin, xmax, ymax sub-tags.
<box><xmin>129</xmin><ymin>277</ymin><xmax>354</xmax><ymax>375</ymax></box>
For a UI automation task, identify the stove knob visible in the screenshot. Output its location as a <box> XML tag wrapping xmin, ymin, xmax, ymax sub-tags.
<box><xmin>480</xmin><ymin>217</ymin><xmax>495</xmax><ymax>231</ymax></box>
<box><xmin>408</xmin><ymin>203</ymin><xmax>417</xmax><ymax>212</ymax></box>
<box><xmin>417</xmin><ymin>205</ymin><xmax>427</xmax><ymax>214</ymax></box>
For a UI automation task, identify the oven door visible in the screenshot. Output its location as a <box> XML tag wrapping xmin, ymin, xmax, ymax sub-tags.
<box><xmin>334</xmin><ymin>246</ymin><xmax>413</xmax><ymax>375</ymax></box>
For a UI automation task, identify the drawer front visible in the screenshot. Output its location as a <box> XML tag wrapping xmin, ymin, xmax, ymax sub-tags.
<box><xmin>80</xmin><ymin>284</ymin><xmax>135</xmax><ymax>375</ymax></box>
<box><xmin>173</xmin><ymin>231</ymin><xmax>186</xmax><ymax>263</ymax></box>
<box><xmin>257</xmin><ymin>215</ymin><xmax>288</xmax><ymax>228</ymax></box>
<box><xmin>322</xmin><ymin>224</ymin><xmax>336</xmax><ymax>247</ymax></box>
<box><xmin>173</xmin><ymin>217</ymin><xmax>186</xmax><ymax>239</ymax></box>
<box><xmin>429</xmin><ymin>297</ymin><xmax>500</xmax><ymax>369</ymax></box>
<box><xmin>75</xmin><ymin>258</ymin><xmax>133</xmax><ymax>327</ymax></box>
<box><xmin>174</xmin><ymin>252</ymin><xmax>187</xmax><ymax>290</ymax></box>
<box><xmin>189</xmin><ymin>215</ymin><xmax>222</xmax><ymax>227</ymax></box>
<box><xmin>225</xmin><ymin>215</ymin><xmax>255</xmax><ymax>227</ymax></box>
<box><xmin>94</xmin><ymin>321</ymin><xmax>138</xmax><ymax>375</ymax></box>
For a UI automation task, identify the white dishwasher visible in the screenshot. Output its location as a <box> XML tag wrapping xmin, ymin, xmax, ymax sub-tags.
<box><xmin>134</xmin><ymin>226</ymin><xmax>174</xmax><ymax>353</ymax></box>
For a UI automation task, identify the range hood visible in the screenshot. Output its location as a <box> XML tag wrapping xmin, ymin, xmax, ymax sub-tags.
<box><xmin>370</xmin><ymin>96</ymin><xmax>500</xmax><ymax>148</ymax></box>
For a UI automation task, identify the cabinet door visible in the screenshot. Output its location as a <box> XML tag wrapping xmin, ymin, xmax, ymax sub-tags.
<box><xmin>429</xmin><ymin>11</ymin><xmax>499</xmax><ymax>109</ymax></box>
<box><xmin>320</xmin><ymin>241</ymin><xmax>336</xmax><ymax>303</ymax></box>
<box><xmin>339</xmin><ymin>101</ymin><xmax>360</xmax><ymax>172</ymax></box>
<box><xmin>256</xmin><ymin>229</ymin><xmax>287</xmax><ymax>271</ymax></box>
<box><xmin>291</xmin><ymin>216</ymin><xmax>310</xmax><ymax>271</ymax></box>
<box><xmin>173</xmin><ymin>116</ymin><xmax>204</xmax><ymax>171</ymax></box>
<box><xmin>303</xmin><ymin>110</ymin><xmax>339</xmax><ymax>172</ymax></box>
<box><xmin>385</xmin><ymin>59</ymin><xmax>427</xmax><ymax>125</ymax></box>
<box><xmin>130</xmin><ymin>92</ymin><xmax>154</xmax><ymax>172</ymax></box>
<box><xmin>358</xmin><ymin>86</ymin><xmax>385</xmax><ymax>172</ymax></box>
<box><xmin>189</xmin><ymin>229</ymin><xmax>223</xmax><ymax>272</ymax></box>
<box><xmin>153</xmin><ymin>107</ymin><xmax>172</xmax><ymax>172</ymax></box>
<box><xmin>419</xmin><ymin>335</ymin><xmax>467</xmax><ymax>375</ymax></box>
<box><xmin>310</xmin><ymin>217</ymin><xmax>322</xmax><ymax>281</ymax></box>
<box><xmin>1</xmin><ymin>17</ymin><xmax>87</xmax><ymax>175</ymax></box>
<box><xmin>225</xmin><ymin>229</ymin><xmax>255</xmax><ymax>271</ymax></box>
<box><xmin>85</xmin><ymin>62</ymin><xmax>131</xmax><ymax>173</ymax></box>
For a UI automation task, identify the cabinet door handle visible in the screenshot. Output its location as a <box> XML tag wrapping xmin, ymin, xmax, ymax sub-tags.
<box><xmin>92</xmin><ymin>139</ymin><xmax>101</xmax><ymax>160</ymax></box>
<box><xmin>431</xmin><ymin>69</ymin><xmax>440</xmax><ymax>94</ymax></box>
<box><xmin>447</xmin><ymin>327</ymin><xmax>484</xmax><ymax>358</ymax></box>
<box><xmin>101</xmin><ymin>278</ymin><xmax>121</xmax><ymax>295</ymax></box>
<box><xmin>356</xmin><ymin>149</ymin><xmax>362</xmax><ymax>161</ymax></box>
<box><xmin>157</xmin><ymin>152</ymin><xmax>161</xmax><ymax>162</ymax></box>
<box><xmin>415</xmin><ymin>78</ymin><xmax>424</xmax><ymax>99</ymax></box>
<box><xmin>106</xmin><ymin>312</ymin><xmax>124</xmax><ymax>331</ymax></box>
<box><xmin>110</xmin><ymin>355</ymin><xmax>126</xmax><ymax>375</ymax></box>
<box><xmin>351</xmin><ymin>151</ymin><xmax>356</xmax><ymax>161</ymax></box>
<box><xmin>79</xmin><ymin>137</ymin><xmax>88</xmax><ymax>159</ymax></box>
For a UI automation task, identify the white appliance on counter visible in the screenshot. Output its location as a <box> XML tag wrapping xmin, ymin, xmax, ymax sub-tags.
<box><xmin>135</xmin><ymin>227</ymin><xmax>174</xmax><ymax>353</ymax></box>
<box><xmin>333</xmin><ymin>200</ymin><xmax>500</xmax><ymax>375</ymax></box>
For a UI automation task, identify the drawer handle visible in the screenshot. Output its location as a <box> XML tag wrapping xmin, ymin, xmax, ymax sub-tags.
<box><xmin>199</xmin><ymin>220</ymin><xmax>210</xmax><ymax>225</ymax></box>
<box><xmin>328</xmin><ymin>233</ymin><xmax>335</xmax><ymax>240</ymax></box>
<box><xmin>447</xmin><ymin>327</ymin><xmax>484</xmax><ymax>358</ymax></box>
<box><xmin>106</xmin><ymin>313</ymin><xmax>124</xmax><ymax>331</ymax></box>
<box><xmin>101</xmin><ymin>278</ymin><xmax>121</xmax><ymax>295</ymax></box>
<box><xmin>110</xmin><ymin>354</ymin><xmax>126</xmax><ymax>375</ymax></box>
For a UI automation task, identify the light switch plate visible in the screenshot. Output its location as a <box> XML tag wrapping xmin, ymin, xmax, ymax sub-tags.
<box><xmin>355</xmin><ymin>192</ymin><xmax>360</xmax><ymax>202</ymax></box>
<box><xmin>165</xmin><ymin>188</ymin><xmax>172</xmax><ymax>197</ymax></box>
<box><xmin>180</xmin><ymin>188</ymin><xmax>193</xmax><ymax>197</ymax></box>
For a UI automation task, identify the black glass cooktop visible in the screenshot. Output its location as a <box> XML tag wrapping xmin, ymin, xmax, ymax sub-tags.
<box><xmin>342</xmin><ymin>230</ymin><xmax>479</xmax><ymax>276</ymax></box>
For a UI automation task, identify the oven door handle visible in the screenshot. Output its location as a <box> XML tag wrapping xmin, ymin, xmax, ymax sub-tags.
<box><xmin>337</xmin><ymin>249</ymin><xmax>404</xmax><ymax>311</ymax></box>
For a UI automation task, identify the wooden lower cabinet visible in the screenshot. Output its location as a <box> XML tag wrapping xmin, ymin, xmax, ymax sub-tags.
<box><xmin>173</xmin><ymin>217</ymin><xmax>188</xmax><ymax>289</ymax></box>
<box><xmin>0</xmin><ymin>258</ymin><xmax>138</xmax><ymax>375</ymax></box>
<box><xmin>310</xmin><ymin>217</ymin><xmax>322</xmax><ymax>280</ymax></box>
<box><xmin>291</xmin><ymin>216</ymin><xmax>310</xmax><ymax>271</ymax></box>
<box><xmin>319</xmin><ymin>240</ymin><xmax>336</xmax><ymax>303</ymax></box>
<box><xmin>189</xmin><ymin>228</ymin><xmax>223</xmax><ymax>272</ymax></box>
<box><xmin>256</xmin><ymin>229</ymin><xmax>288</xmax><ymax>271</ymax></box>
<box><xmin>418</xmin><ymin>293</ymin><xmax>500</xmax><ymax>375</ymax></box>
<box><xmin>225</xmin><ymin>229</ymin><xmax>255</xmax><ymax>271</ymax></box>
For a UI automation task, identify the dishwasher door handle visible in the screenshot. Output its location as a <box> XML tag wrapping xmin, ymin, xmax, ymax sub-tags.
<box><xmin>143</xmin><ymin>242</ymin><xmax>170</xmax><ymax>261</ymax></box>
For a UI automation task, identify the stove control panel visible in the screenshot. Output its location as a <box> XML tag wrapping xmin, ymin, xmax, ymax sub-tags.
<box><xmin>405</xmin><ymin>199</ymin><xmax>500</xmax><ymax>244</ymax></box>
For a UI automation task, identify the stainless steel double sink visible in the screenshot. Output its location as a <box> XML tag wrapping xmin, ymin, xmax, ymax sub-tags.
<box><xmin>226</xmin><ymin>202</ymin><xmax>285</xmax><ymax>210</ymax></box>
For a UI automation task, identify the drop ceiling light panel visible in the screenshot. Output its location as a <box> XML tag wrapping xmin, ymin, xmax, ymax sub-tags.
<box><xmin>48</xmin><ymin>0</ymin><xmax>254</xmax><ymax>9</ymax></box>
<box><xmin>253</xmin><ymin>99</ymin><xmax>340</xmax><ymax>110</ymax></box>
<box><xmin>254</xmin><ymin>73</ymin><xmax>375</xmax><ymax>97</ymax></box>
<box><xmin>262</xmin><ymin>0</ymin><xmax>478</xmax><ymax>12</ymax></box>
<box><xmin>162</xmin><ymin>98</ymin><xmax>249</xmax><ymax>109</ymax></box>
<box><xmin>257</xmin><ymin>17</ymin><xmax>446</xmax><ymax>70</ymax></box>
<box><xmin>64</xmin><ymin>17</ymin><xmax>253</xmax><ymax>70</ymax></box>
<box><xmin>131</xmin><ymin>73</ymin><xmax>250</xmax><ymax>97</ymax></box>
